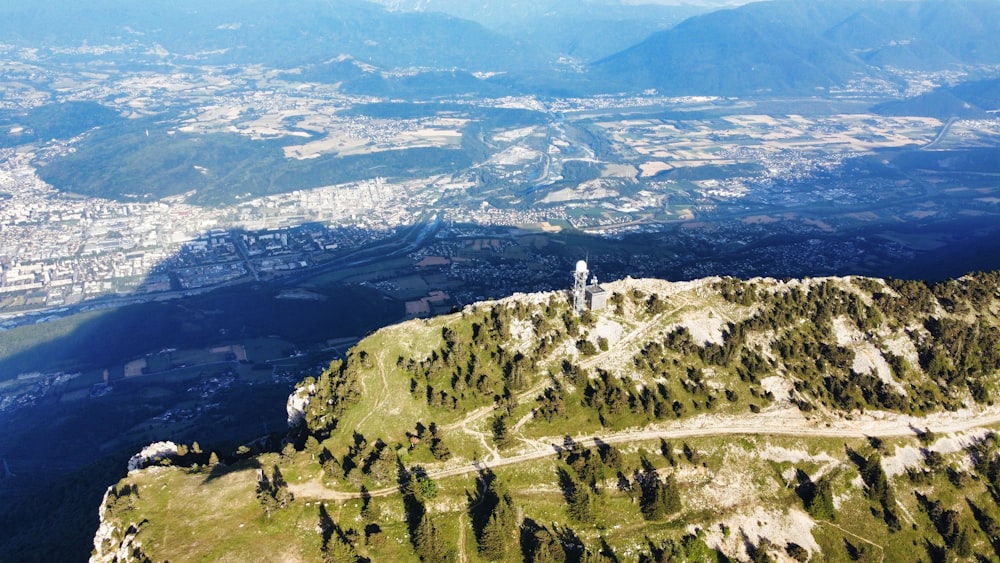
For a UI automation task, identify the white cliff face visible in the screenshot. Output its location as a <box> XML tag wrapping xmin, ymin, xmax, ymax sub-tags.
<box><xmin>90</xmin><ymin>486</ymin><xmax>147</xmax><ymax>563</ymax></box>
<box><xmin>90</xmin><ymin>519</ymin><xmax>147</xmax><ymax>563</ymax></box>
<box><xmin>286</xmin><ymin>382</ymin><xmax>315</xmax><ymax>427</ymax></box>
<box><xmin>126</xmin><ymin>441</ymin><xmax>178</xmax><ymax>472</ymax></box>
<box><xmin>90</xmin><ymin>486</ymin><xmax>117</xmax><ymax>563</ymax></box>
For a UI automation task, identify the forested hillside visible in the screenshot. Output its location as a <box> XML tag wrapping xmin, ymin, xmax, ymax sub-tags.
<box><xmin>93</xmin><ymin>272</ymin><xmax>1000</xmax><ymax>562</ymax></box>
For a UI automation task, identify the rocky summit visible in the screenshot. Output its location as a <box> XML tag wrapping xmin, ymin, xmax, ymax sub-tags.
<box><xmin>93</xmin><ymin>272</ymin><xmax>1000</xmax><ymax>562</ymax></box>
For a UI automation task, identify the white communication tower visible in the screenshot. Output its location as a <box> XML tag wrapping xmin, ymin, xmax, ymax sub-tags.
<box><xmin>573</xmin><ymin>260</ymin><xmax>589</xmax><ymax>313</ymax></box>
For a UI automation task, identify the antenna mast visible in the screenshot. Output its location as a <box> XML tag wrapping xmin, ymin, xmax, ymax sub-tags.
<box><xmin>573</xmin><ymin>260</ymin><xmax>588</xmax><ymax>313</ymax></box>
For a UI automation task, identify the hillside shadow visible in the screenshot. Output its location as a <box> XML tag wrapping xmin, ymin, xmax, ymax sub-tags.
<box><xmin>0</xmin><ymin>222</ymin><xmax>414</xmax><ymax>500</ymax></box>
<box><xmin>0</xmin><ymin>222</ymin><xmax>417</xmax><ymax>561</ymax></box>
<box><xmin>0</xmin><ymin>221</ymin><xmax>413</xmax><ymax>377</ymax></box>
<box><xmin>201</xmin><ymin>456</ymin><xmax>262</xmax><ymax>485</ymax></box>
<box><xmin>2</xmin><ymin>168</ymin><xmax>1000</xmax><ymax>560</ymax></box>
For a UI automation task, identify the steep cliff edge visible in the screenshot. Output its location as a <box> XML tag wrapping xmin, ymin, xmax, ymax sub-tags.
<box><xmin>92</xmin><ymin>273</ymin><xmax>1000</xmax><ymax>562</ymax></box>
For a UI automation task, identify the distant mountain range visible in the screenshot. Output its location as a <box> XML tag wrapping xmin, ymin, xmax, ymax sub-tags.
<box><xmin>365</xmin><ymin>0</ymin><xmax>712</xmax><ymax>61</ymax></box>
<box><xmin>592</xmin><ymin>0</ymin><xmax>1000</xmax><ymax>96</ymax></box>
<box><xmin>0</xmin><ymin>0</ymin><xmax>550</xmax><ymax>71</ymax></box>
<box><xmin>6</xmin><ymin>0</ymin><xmax>1000</xmax><ymax>98</ymax></box>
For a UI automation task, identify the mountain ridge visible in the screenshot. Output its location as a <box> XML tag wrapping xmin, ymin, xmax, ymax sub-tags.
<box><xmin>91</xmin><ymin>271</ymin><xmax>1000</xmax><ymax>562</ymax></box>
<box><xmin>9</xmin><ymin>0</ymin><xmax>1000</xmax><ymax>98</ymax></box>
<box><xmin>874</xmin><ymin>76</ymin><xmax>1000</xmax><ymax>119</ymax></box>
<box><xmin>0</xmin><ymin>0</ymin><xmax>554</xmax><ymax>72</ymax></box>
<box><xmin>591</xmin><ymin>0</ymin><xmax>1000</xmax><ymax>96</ymax></box>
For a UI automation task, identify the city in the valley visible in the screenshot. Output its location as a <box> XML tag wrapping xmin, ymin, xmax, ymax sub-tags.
<box><xmin>4</xmin><ymin>46</ymin><xmax>1000</xmax><ymax>328</ymax></box>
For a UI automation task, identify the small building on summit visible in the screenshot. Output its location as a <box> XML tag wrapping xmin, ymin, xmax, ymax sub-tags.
<box><xmin>572</xmin><ymin>260</ymin><xmax>606</xmax><ymax>312</ymax></box>
<box><xmin>586</xmin><ymin>284</ymin><xmax>607</xmax><ymax>311</ymax></box>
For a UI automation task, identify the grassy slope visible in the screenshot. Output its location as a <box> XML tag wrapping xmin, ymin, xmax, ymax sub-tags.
<box><xmin>94</xmin><ymin>273</ymin><xmax>1000</xmax><ymax>562</ymax></box>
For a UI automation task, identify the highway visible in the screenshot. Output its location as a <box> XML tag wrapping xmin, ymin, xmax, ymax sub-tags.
<box><xmin>922</xmin><ymin>116</ymin><xmax>958</xmax><ymax>150</ymax></box>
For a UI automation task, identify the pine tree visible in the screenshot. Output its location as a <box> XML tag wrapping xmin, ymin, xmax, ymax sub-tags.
<box><xmin>807</xmin><ymin>476</ymin><xmax>835</xmax><ymax>520</ymax></box>
<box><xmin>257</xmin><ymin>470</ymin><xmax>278</xmax><ymax>516</ymax></box>
<box><xmin>492</xmin><ymin>414</ymin><xmax>512</xmax><ymax>449</ymax></box>
<box><xmin>324</xmin><ymin>537</ymin><xmax>358</xmax><ymax>563</ymax></box>
<box><xmin>413</xmin><ymin>516</ymin><xmax>435</xmax><ymax>560</ymax></box>
<box><xmin>272</xmin><ymin>466</ymin><xmax>294</xmax><ymax>509</ymax></box>
<box><xmin>476</xmin><ymin>478</ymin><xmax>517</xmax><ymax>560</ymax></box>
<box><xmin>567</xmin><ymin>476</ymin><xmax>594</xmax><ymax>523</ymax></box>
<box><xmin>305</xmin><ymin>436</ymin><xmax>321</xmax><ymax>458</ymax></box>
<box><xmin>367</xmin><ymin>446</ymin><xmax>396</xmax><ymax>484</ymax></box>
<box><xmin>522</xmin><ymin>524</ymin><xmax>566</xmax><ymax>563</ymax></box>
<box><xmin>322</xmin><ymin>455</ymin><xmax>344</xmax><ymax>480</ymax></box>
<box><xmin>258</xmin><ymin>466</ymin><xmax>293</xmax><ymax>515</ymax></box>
<box><xmin>640</xmin><ymin>470</ymin><xmax>681</xmax><ymax>520</ymax></box>
<box><xmin>413</xmin><ymin>515</ymin><xmax>453</xmax><ymax>562</ymax></box>
<box><xmin>413</xmin><ymin>475</ymin><xmax>438</xmax><ymax>502</ymax></box>
<box><xmin>661</xmin><ymin>472</ymin><xmax>682</xmax><ymax>515</ymax></box>
<box><xmin>430</xmin><ymin>436</ymin><xmax>451</xmax><ymax>461</ymax></box>
<box><xmin>479</xmin><ymin>513</ymin><xmax>507</xmax><ymax>560</ymax></box>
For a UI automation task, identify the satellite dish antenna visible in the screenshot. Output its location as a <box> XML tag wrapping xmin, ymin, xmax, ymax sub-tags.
<box><xmin>576</xmin><ymin>260</ymin><xmax>588</xmax><ymax>274</ymax></box>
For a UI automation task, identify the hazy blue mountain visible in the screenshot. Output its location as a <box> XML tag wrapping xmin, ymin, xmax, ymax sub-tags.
<box><xmin>368</xmin><ymin>0</ymin><xmax>711</xmax><ymax>61</ymax></box>
<box><xmin>591</xmin><ymin>1</ymin><xmax>867</xmax><ymax>95</ymax></box>
<box><xmin>0</xmin><ymin>0</ymin><xmax>553</xmax><ymax>72</ymax></box>
<box><xmin>7</xmin><ymin>0</ymin><xmax>1000</xmax><ymax>98</ymax></box>
<box><xmin>827</xmin><ymin>0</ymin><xmax>1000</xmax><ymax>70</ymax></box>
<box><xmin>507</xmin><ymin>9</ymin><xmax>697</xmax><ymax>62</ymax></box>
<box><xmin>368</xmin><ymin>0</ymin><xmax>696</xmax><ymax>29</ymax></box>
<box><xmin>874</xmin><ymin>77</ymin><xmax>1000</xmax><ymax>119</ymax></box>
<box><xmin>287</xmin><ymin>55</ymin><xmax>523</xmax><ymax>98</ymax></box>
<box><xmin>591</xmin><ymin>0</ymin><xmax>1000</xmax><ymax>96</ymax></box>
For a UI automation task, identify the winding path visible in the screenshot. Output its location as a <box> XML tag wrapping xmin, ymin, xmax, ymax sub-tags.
<box><xmin>288</xmin><ymin>406</ymin><xmax>1000</xmax><ymax>501</ymax></box>
<box><xmin>290</xmin><ymin>290</ymin><xmax>1000</xmax><ymax>502</ymax></box>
